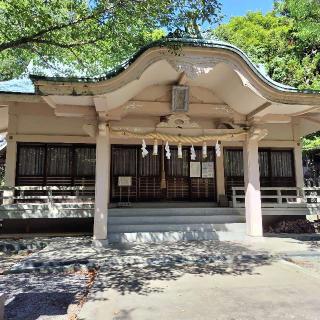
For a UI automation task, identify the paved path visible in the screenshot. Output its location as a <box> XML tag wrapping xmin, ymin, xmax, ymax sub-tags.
<box><xmin>78</xmin><ymin>260</ymin><xmax>320</xmax><ymax>320</ymax></box>
<box><xmin>2</xmin><ymin>236</ymin><xmax>320</xmax><ymax>320</ymax></box>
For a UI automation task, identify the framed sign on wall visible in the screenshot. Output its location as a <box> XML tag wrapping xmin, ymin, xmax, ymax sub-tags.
<box><xmin>190</xmin><ymin>162</ymin><xmax>201</xmax><ymax>177</ymax></box>
<box><xmin>118</xmin><ymin>176</ymin><xmax>132</xmax><ymax>187</ymax></box>
<box><xmin>202</xmin><ymin>162</ymin><xmax>214</xmax><ymax>178</ymax></box>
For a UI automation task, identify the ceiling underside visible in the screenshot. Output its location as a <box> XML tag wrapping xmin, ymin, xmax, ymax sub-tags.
<box><xmin>45</xmin><ymin>58</ymin><xmax>320</xmax><ymax>120</ymax></box>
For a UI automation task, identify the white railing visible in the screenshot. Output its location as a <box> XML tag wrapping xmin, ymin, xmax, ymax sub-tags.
<box><xmin>232</xmin><ymin>187</ymin><xmax>320</xmax><ymax>208</ymax></box>
<box><xmin>0</xmin><ymin>186</ymin><xmax>95</xmax><ymax>205</ymax></box>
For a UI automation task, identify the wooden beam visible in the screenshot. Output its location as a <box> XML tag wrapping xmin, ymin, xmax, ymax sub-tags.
<box><xmin>0</xmin><ymin>94</ymin><xmax>41</xmax><ymax>104</ymax></box>
<box><xmin>54</xmin><ymin>105</ymin><xmax>96</xmax><ymax>118</ymax></box>
<box><xmin>123</xmin><ymin>100</ymin><xmax>234</xmax><ymax>117</ymax></box>
<box><xmin>42</xmin><ymin>96</ymin><xmax>57</xmax><ymax>109</ymax></box>
<box><xmin>246</xmin><ymin>102</ymin><xmax>272</xmax><ymax>120</ymax></box>
<box><xmin>301</xmin><ymin>116</ymin><xmax>320</xmax><ymax>125</ymax></box>
<box><xmin>178</xmin><ymin>72</ymin><xmax>188</xmax><ymax>85</ymax></box>
<box><xmin>14</xmin><ymin>134</ymin><xmax>95</xmax><ymax>143</ymax></box>
<box><xmin>259</xmin><ymin>114</ymin><xmax>291</xmax><ymax>124</ymax></box>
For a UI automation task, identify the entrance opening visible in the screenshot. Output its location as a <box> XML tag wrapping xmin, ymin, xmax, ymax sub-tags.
<box><xmin>111</xmin><ymin>145</ymin><xmax>216</xmax><ymax>202</ymax></box>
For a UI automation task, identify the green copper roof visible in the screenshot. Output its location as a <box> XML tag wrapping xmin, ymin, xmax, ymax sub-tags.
<box><xmin>2</xmin><ymin>38</ymin><xmax>320</xmax><ymax>95</ymax></box>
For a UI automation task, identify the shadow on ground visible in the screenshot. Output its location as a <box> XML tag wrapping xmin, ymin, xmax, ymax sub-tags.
<box><xmin>1</xmin><ymin>238</ymin><xmax>275</xmax><ymax>318</ymax></box>
<box><xmin>91</xmin><ymin>241</ymin><xmax>273</xmax><ymax>296</ymax></box>
<box><xmin>5</xmin><ymin>292</ymin><xmax>74</xmax><ymax>320</ymax></box>
<box><xmin>1</xmin><ymin>272</ymin><xmax>88</xmax><ymax>320</ymax></box>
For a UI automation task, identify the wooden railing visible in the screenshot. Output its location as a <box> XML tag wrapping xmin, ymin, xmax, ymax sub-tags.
<box><xmin>232</xmin><ymin>187</ymin><xmax>320</xmax><ymax>208</ymax></box>
<box><xmin>0</xmin><ymin>186</ymin><xmax>95</xmax><ymax>205</ymax></box>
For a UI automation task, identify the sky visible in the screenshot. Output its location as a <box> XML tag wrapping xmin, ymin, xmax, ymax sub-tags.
<box><xmin>221</xmin><ymin>0</ymin><xmax>274</xmax><ymax>23</ymax></box>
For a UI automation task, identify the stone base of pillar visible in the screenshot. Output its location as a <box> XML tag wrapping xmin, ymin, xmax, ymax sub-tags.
<box><xmin>247</xmin><ymin>232</ymin><xmax>264</xmax><ymax>238</ymax></box>
<box><xmin>0</xmin><ymin>292</ymin><xmax>5</xmax><ymax>320</ymax></box>
<box><xmin>92</xmin><ymin>239</ymin><xmax>109</xmax><ymax>248</ymax></box>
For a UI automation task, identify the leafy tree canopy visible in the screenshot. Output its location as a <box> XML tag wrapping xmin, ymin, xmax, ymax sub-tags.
<box><xmin>0</xmin><ymin>0</ymin><xmax>222</xmax><ymax>80</ymax></box>
<box><xmin>213</xmin><ymin>0</ymin><xmax>320</xmax><ymax>146</ymax></box>
<box><xmin>302</xmin><ymin>134</ymin><xmax>320</xmax><ymax>151</ymax></box>
<box><xmin>275</xmin><ymin>0</ymin><xmax>320</xmax><ymax>51</ymax></box>
<box><xmin>214</xmin><ymin>0</ymin><xmax>320</xmax><ymax>90</ymax></box>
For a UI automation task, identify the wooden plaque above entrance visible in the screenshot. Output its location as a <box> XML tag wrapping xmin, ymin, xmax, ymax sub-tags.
<box><xmin>172</xmin><ymin>86</ymin><xmax>189</xmax><ymax>112</ymax></box>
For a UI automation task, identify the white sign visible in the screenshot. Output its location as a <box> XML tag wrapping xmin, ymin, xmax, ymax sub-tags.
<box><xmin>0</xmin><ymin>138</ymin><xmax>7</xmax><ymax>151</ymax></box>
<box><xmin>202</xmin><ymin>162</ymin><xmax>214</xmax><ymax>178</ymax></box>
<box><xmin>118</xmin><ymin>176</ymin><xmax>132</xmax><ymax>187</ymax></box>
<box><xmin>190</xmin><ymin>162</ymin><xmax>201</xmax><ymax>178</ymax></box>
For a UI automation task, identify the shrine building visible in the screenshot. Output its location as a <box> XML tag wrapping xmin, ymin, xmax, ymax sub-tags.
<box><xmin>0</xmin><ymin>38</ymin><xmax>320</xmax><ymax>244</ymax></box>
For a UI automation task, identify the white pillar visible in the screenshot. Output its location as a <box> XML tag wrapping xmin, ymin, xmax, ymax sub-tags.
<box><xmin>4</xmin><ymin>138</ymin><xmax>16</xmax><ymax>204</ymax></box>
<box><xmin>291</xmin><ymin>119</ymin><xmax>304</xmax><ymax>188</ymax></box>
<box><xmin>93</xmin><ymin>124</ymin><xmax>110</xmax><ymax>246</ymax></box>
<box><xmin>243</xmin><ymin>131</ymin><xmax>264</xmax><ymax>237</ymax></box>
<box><xmin>294</xmin><ymin>142</ymin><xmax>304</xmax><ymax>188</ymax></box>
<box><xmin>216</xmin><ymin>144</ymin><xmax>225</xmax><ymax>197</ymax></box>
<box><xmin>4</xmin><ymin>138</ymin><xmax>17</xmax><ymax>187</ymax></box>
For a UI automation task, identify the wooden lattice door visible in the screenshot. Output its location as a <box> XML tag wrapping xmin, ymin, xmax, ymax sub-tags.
<box><xmin>111</xmin><ymin>145</ymin><xmax>217</xmax><ymax>202</ymax></box>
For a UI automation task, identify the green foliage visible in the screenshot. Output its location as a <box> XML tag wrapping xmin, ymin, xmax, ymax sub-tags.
<box><xmin>0</xmin><ymin>166</ymin><xmax>4</xmax><ymax>186</ymax></box>
<box><xmin>302</xmin><ymin>133</ymin><xmax>320</xmax><ymax>151</ymax></box>
<box><xmin>275</xmin><ymin>0</ymin><xmax>320</xmax><ymax>50</ymax></box>
<box><xmin>214</xmin><ymin>9</ymin><xmax>320</xmax><ymax>90</ymax></box>
<box><xmin>0</xmin><ymin>0</ymin><xmax>222</xmax><ymax>80</ymax></box>
<box><xmin>214</xmin><ymin>12</ymin><xmax>292</xmax><ymax>65</ymax></box>
<box><xmin>213</xmin><ymin>1</ymin><xmax>320</xmax><ymax>148</ymax></box>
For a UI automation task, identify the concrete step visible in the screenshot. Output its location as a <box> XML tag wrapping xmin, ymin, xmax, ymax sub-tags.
<box><xmin>109</xmin><ymin>207</ymin><xmax>242</xmax><ymax>217</ymax></box>
<box><xmin>109</xmin><ymin>202</ymin><xmax>218</xmax><ymax>208</ymax></box>
<box><xmin>109</xmin><ymin>215</ymin><xmax>245</xmax><ymax>225</ymax></box>
<box><xmin>0</xmin><ymin>203</ymin><xmax>94</xmax><ymax>219</ymax></box>
<box><xmin>108</xmin><ymin>226</ymin><xmax>247</xmax><ymax>243</ymax></box>
<box><xmin>108</xmin><ymin>223</ymin><xmax>246</xmax><ymax>233</ymax></box>
<box><xmin>0</xmin><ymin>203</ymin><xmax>94</xmax><ymax>211</ymax></box>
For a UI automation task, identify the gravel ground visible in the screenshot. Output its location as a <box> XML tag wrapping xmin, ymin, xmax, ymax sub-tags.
<box><xmin>0</xmin><ymin>237</ymin><xmax>93</xmax><ymax>320</ymax></box>
<box><xmin>0</xmin><ymin>238</ymin><xmax>48</xmax><ymax>274</ymax></box>
<box><xmin>1</xmin><ymin>272</ymin><xmax>91</xmax><ymax>320</ymax></box>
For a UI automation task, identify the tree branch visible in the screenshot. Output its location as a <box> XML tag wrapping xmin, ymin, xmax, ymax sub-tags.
<box><xmin>30</xmin><ymin>38</ymin><xmax>103</xmax><ymax>49</ymax></box>
<box><xmin>0</xmin><ymin>7</ymin><xmax>106</xmax><ymax>52</ymax></box>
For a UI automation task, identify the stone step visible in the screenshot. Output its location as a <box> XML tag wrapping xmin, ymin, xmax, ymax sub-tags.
<box><xmin>108</xmin><ymin>227</ymin><xmax>247</xmax><ymax>243</ymax></box>
<box><xmin>0</xmin><ymin>209</ymin><xmax>94</xmax><ymax>219</ymax></box>
<box><xmin>109</xmin><ymin>202</ymin><xmax>218</xmax><ymax>208</ymax></box>
<box><xmin>109</xmin><ymin>215</ymin><xmax>245</xmax><ymax>225</ymax></box>
<box><xmin>108</xmin><ymin>223</ymin><xmax>246</xmax><ymax>233</ymax></box>
<box><xmin>0</xmin><ymin>203</ymin><xmax>94</xmax><ymax>211</ymax></box>
<box><xmin>109</xmin><ymin>207</ymin><xmax>242</xmax><ymax>217</ymax></box>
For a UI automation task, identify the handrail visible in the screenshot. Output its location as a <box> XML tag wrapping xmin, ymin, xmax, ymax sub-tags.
<box><xmin>0</xmin><ymin>186</ymin><xmax>95</xmax><ymax>205</ymax></box>
<box><xmin>232</xmin><ymin>186</ymin><xmax>320</xmax><ymax>208</ymax></box>
<box><xmin>0</xmin><ymin>186</ymin><xmax>95</xmax><ymax>191</ymax></box>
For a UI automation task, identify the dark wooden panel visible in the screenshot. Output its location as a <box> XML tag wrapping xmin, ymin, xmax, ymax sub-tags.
<box><xmin>111</xmin><ymin>145</ymin><xmax>217</xmax><ymax>202</ymax></box>
<box><xmin>224</xmin><ymin>148</ymin><xmax>296</xmax><ymax>199</ymax></box>
<box><xmin>111</xmin><ymin>176</ymin><xmax>138</xmax><ymax>202</ymax></box>
<box><xmin>166</xmin><ymin>177</ymin><xmax>190</xmax><ymax>200</ymax></box>
<box><xmin>16</xmin><ymin>143</ymin><xmax>96</xmax><ymax>200</ymax></box>
<box><xmin>138</xmin><ymin>176</ymin><xmax>162</xmax><ymax>200</ymax></box>
<box><xmin>191</xmin><ymin>178</ymin><xmax>216</xmax><ymax>201</ymax></box>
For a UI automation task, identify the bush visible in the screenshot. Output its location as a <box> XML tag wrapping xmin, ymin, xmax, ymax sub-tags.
<box><xmin>266</xmin><ymin>218</ymin><xmax>316</xmax><ymax>233</ymax></box>
<box><xmin>0</xmin><ymin>165</ymin><xmax>4</xmax><ymax>186</ymax></box>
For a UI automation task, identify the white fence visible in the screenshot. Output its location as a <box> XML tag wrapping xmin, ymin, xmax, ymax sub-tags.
<box><xmin>0</xmin><ymin>186</ymin><xmax>95</xmax><ymax>205</ymax></box>
<box><xmin>232</xmin><ymin>187</ymin><xmax>320</xmax><ymax>208</ymax></box>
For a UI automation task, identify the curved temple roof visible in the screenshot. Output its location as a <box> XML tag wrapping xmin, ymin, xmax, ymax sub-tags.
<box><xmin>1</xmin><ymin>38</ymin><xmax>319</xmax><ymax>95</ymax></box>
<box><xmin>1</xmin><ymin>37</ymin><xmax>320</xmax><ymax>138</ymax></box>
<box><xmin>29</xmin><ymin>38</ymin><xmax>319</xmax><ymax>95</ymax></box>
